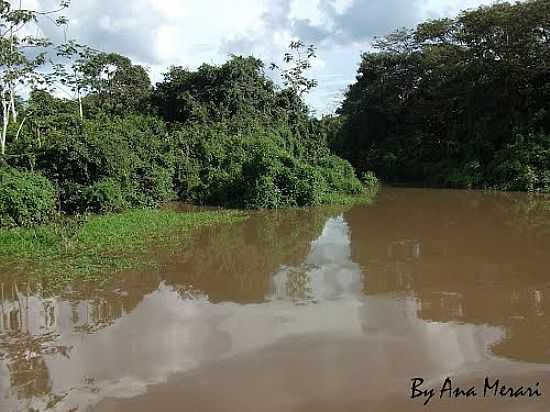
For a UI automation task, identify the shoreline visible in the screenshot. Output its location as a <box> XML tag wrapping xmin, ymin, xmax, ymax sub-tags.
<box><xmin>0</xmin><ymin>209</ymin><xmax>248</xmax><ymax>292</ymax></box>
<box><xmin>0</xmin><ymin>191</ymin><xmax>377</xmax><ymax>292</ymax></box>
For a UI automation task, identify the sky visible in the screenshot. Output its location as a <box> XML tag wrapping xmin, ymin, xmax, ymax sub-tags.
<box><xmin>32</xmin><ymin>0</ymin><xmax>497</xmax><ymax>115</ymax></box>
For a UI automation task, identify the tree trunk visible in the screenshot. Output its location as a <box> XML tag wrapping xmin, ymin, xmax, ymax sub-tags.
<box><xmin>15</xmin><ymin>116</ymin><xmax>26</xmax><ymax>141</ymax></box>
<box><xmin>78</xmin><ymin>89</ymin><xmax>83</xmax><ymax>120</ymax></box>
<box><xmin>9</xmin><ymin>85</ymin><xmax>17</xmax><ymax>124</ymax></box>
<box><xmin>75</xmin><ymin>72</ymin><xmax>84</xmax><ymax>120</ymax></box>
<box><xmin>1</xmin><ymin>103</ymin><xmax>8</xmax><ymax>155</ymax></box>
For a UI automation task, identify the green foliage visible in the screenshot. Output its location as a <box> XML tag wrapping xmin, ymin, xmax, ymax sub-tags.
<box><xmin>360</xmin><ymin>171</ymin><xmax>379</xmax><ymax>190</ymax></box>
<box><xmin>152</xmin><ymin>56</ymin><xmax>312</xmax><ymax>136</ymax></box>
<box><xmin>153</xmin><ymin>56</ymin><xmax>278</xmax><ymax>125</ymax></box>
<box><xmin>82</xmin><ymin>178</ymin><xmax>125</xmax><ymax>213</ymax></box>
<box><xmin>317</xmin><ymin>155</ymin><xmax>364</xmax><ymax>194</ymax></box>
<box><xmin>0</xmin><ymin>0</ymin><xmax>70</xmax><ymax>155</ymax></box>
<box><xmin>0</xmin><ymin>168</ymin><xmax>56</xmax><ymax>227</ymax></box>
<box><xmin>2</xmin><ymin>47</ymin><xmax>370</xmax><ymax>219</ymax></box>
<box><xmin>0</xmin><ymin>208</ymin><xmax>247</xmax><ymax>289</ymax></box>
<box><xmin>127</xmin><ymin>166</ymin><xmax>176</xmax><ymax>208</ymax></box>
<box><xmin>241</xmin><ymin>144</ymin><xmax>323</xmax><ymax>208</ymax></box>
<box><xmin>35</xmin><ymin>113</ymin><xmax>175</xmax><ymax>212</ymax></box>
<box><xmin>440</xmin><ymin>161</ymin><xmax>483</xmax><ymax>190</ymax></box>
<box><xmin>488</xmin><ymin>133</ymin><xmax>550</xmax><ymax>192</ymax></box>
<box><xmin>169</xmin><ymin>123</ymin><xmax>365</xmax><ymax>209</ymax></box>
<box><xmin>269</xmin><ymin>41</ymin><xmax>318</xmax><ymax>96</ymax></box>
<box><xmin>335</xmin><ymin>0</ymin><xmax>550</xmax><ymax>192</ymax></box>
<box><xmin>80</xmin><ymin>52</ymin><xmax>152</xmax><ymax>115</ymax></box>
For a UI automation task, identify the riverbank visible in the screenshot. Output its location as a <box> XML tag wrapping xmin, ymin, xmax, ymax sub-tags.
<box><xmin>0</xmin><ymin>209</ymin><xmax>248</xmax><ymax>291</ymax></box>
<box><xmin>0</xmin><ymin>189</ymin><xmax>378</xmax><ymax>292</ymax></box>
<box><xmin>318</xmin><ymin>189</ymin><xmax>379</xmax><ymax>206</ymax></box>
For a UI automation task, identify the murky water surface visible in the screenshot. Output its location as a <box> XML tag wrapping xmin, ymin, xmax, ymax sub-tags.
<box><xmin>1</xmin><ymin>188</ymin><xmax>550</xmax><ymax>411</ymax></box>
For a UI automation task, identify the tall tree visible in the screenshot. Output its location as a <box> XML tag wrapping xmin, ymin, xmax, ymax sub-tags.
<box><xmin>336</xmin><ymin>0</ymin><xmax>550</xmax><ymax>190</ymax></box>
<box><xmin>0</xmin><ymin>0</ymin><xmax>70</xmax><ymax>155</ymax></box>
<box><xmin>53</xmin><ymin>41</ymin><xmax>99</xmax><ymax>120</ymax></box>
<box><xmin>79</xmin><ymin>52</ymin><xmax>152</xmax><ymax>115</ymax></box>
<box><xmin>270</xmin><ymin>40</ymin><xmax>318</xmax><ymax>97</ymax></box>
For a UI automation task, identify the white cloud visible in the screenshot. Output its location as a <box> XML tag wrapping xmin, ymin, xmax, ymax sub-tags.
<box><xmin>21</xmin><ymin>0</ymin><xmax>499</xmax><ymax>113</ymax></box>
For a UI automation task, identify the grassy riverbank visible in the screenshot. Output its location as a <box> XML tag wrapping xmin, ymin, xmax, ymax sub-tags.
<box><xmin>0</xmin><ymin>186</ymin><xmax>377</xmax><ymax>292</ymax></box>
<box><xmin>319</xmin><ymin>188</ymin><xmax>379</xmax><ymax>207</ymax></box>
<box><xmin>0</xmin><ymin>209</ymin><xmax>247</xmax><ymax>290</ymax></box>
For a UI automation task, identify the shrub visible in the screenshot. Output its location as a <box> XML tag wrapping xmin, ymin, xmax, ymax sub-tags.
<box><xmin>246</xmin><ymin>174</ymin><xmax>284</xmax><ymax>209</ymax></box>
<box><xmin>0</xmin><ymin>168</ymin><xmax>57</xmax><ymax>228</ymax></box>
<box><xmin>360</xmin><ymin>171</ymin><xmax>379</xmax><ymax>190</ymax></box>
<box><xmin>488</xmin><ymin>133</ymin><xmax>550</xmax><ymax>192</ymax></box>
<box><xmin>440</xmin><ymin>161</ymin><xmax>482</xmax><ymax>190</ymax></box>
<box><xmin>127</xmin><ymin>166</ymin><xmax>176</xmax><ymax>208</ymax></box>
<box><xmin>171</xmin><ymin>126</ymin><xmax>253</xmax><ymax>205</ymax></box>
<box><xmin>36</xmin><ymin>113</ymin><xmax>176</xmax><ymax>211</ymax></box>
<box><xmin>241</xmin><ymin>144</ymin><xmax>327</xmax><ymax>208</ymax></box>
<box><xmin>82</xmin><ymin>178</ymin><xmax>126</xmax><ymax>213</ymax></box>
<box><xmin>169</xmin><ymin>125</ymin><xmax>368</xmax><ymax>209</ymax></box>
<box><xmin>318</xmin><ymin>155</ymin><xmax>364</xmax><ymax>194</ymax></box>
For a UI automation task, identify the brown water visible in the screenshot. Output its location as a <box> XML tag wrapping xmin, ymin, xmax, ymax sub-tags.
<box><xmin>1</xmin><ymin>187</ymin><xmax>550</xmax><ymax>412</ymax></box>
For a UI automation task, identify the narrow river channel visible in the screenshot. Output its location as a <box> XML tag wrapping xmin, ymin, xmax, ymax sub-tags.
<box><xmin>1</xmin><ymin>187</ymin><xmax>550</xmax><ymax>411</ymax></box>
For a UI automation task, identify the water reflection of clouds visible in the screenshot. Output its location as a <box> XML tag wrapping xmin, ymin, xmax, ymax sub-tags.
<box><xmin>2</xmin><ymin>199</ymin><xmax>546</xmax><ymax>411</ymax></box>
<box><xmin>271</xmin><ymin>216</ymin><xmax>363</xmax><ymax>303</ymax></box>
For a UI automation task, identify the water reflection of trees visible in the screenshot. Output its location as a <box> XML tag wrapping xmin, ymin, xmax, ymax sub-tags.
<box><xmin>269</xmin><ymin>216</ymin><xmax>363</xmax><ymax>303</ymax></box>
<box><xmin>0</xmin><ymin>206</ymin><xmax>348</xmax><ymax>406</ymax></box>
<box><xmin>0</xmin><ymin>272</ymin><xmax>161</xmax><ymax>405</ymax></box>
<box><xmin>161</xmin><ymin>208</ymin><xmax>342</xmax><ymax>303</ymax></box>
<box><xmin>346</xmin><ymin>188</ymin><xmax>550</xmax><ymax>363</ymax></box>
<box><xmin>0</xmin><ymin>273</ymin><xmax>160</xmax><ymax>335</ymax></box>
<box><xmin>0</xmin><ymin>332</ymin><xmax>63</xmax><ymax>401</ymax></box>
<box><xmin>1</xmin><ymin>206</ymin><xmax>349</xmax><ymax>336</ymax></box>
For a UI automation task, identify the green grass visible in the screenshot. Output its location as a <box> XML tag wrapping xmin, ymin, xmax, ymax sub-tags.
<box><xmin>320</xmin><ymin>186</ymin><xmax>380</xmax><ymax>206</ymax></box>
<box><xmin>0</xmin><ymin>187</ymin><xmax>378</xmax><ymax>291</ymax></box>
<box><xmin>0</xmin><ymin>209</ymin><xmax>248</xmax><ymax>290</ymax></box>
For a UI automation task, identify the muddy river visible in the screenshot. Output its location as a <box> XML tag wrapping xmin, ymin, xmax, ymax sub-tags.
<box><xmin>1</xmin><ymin>187</ymin><xmax>550</xmax><ymax>411</ymax></box>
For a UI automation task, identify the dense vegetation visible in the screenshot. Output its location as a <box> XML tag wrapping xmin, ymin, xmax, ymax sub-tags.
<box><xmin>331</xmin><ymin>0</ymin><xmax>550</xmax><ymax>192</ymax></box>
<box><xmin>0</xmin><ymin>2</ymin><xmax>373</xmax><ymax>229</ymax></box>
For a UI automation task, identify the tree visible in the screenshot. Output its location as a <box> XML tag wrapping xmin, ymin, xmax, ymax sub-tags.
<box><xmin>270</xmin><ymin>40</ymin><xmax>318</xmax><ymax>97</ymax></box>
<box><xmin>79</xmin><ymin>52</ymin><xmax>152</xmax><ymax>115</ymax></box>
<box><xmin>53</xmin><ymin>41</ymin><xmax>99</xmax><ymax>120</ymax></box>
<box><xmin>335</xmin><ymin>0</ymin><xmax>550</xmax><ymax>190</ymax></box>
<box><xmin>0</xmin><ymin>0</ymin><xmax>70</xmax><ymax>155</ymax></box>
<box><xmin>153</xmin><ymin>56</ymin><xmax>280</xmax><ymax>125</ymax></box>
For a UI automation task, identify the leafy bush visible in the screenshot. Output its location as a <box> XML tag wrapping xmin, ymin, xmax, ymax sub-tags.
<box><xmin>0</xmin><ymin>168</ymin><xmax>57</xmax><ymax>228</ymax></box>
<box><xmin>82</xmin><ymin>178</ymin><xmax>126</xmax><ymax>213</ymax></box>
<box><xmin>439</xmin><ymin>161</ymin><xmax>482</xmax><ymax>190</ymax></box>
<box><xmin>241</xmin><ymin>143</ymin><xmax>325</xmax><ymax>209</ymax></box>
<box><xmin>127</xmin><ymin>166</ymin><xmax>176</xmax><ymax>208</ymax></box>
<box><xmin>318</xmin><ymin>155</ymin><xmax>364</xmax><ymax>194</ymax></box>
<box><xmin>360</xmin><ymin>171</ymin><xmax>380</xmax><ymax>190</ymax></box>
<box><xmin>36</xmin><ymin>113</ymin><xmax>175</xmax><ymax>212</ymax></box>
<box><xmin>489</xmin><ymin>133</ymin><xmax>550</xmax><ymax>192</ymax></box>
<box><xmin>169</xmin><ymin>125</ymin><xmax>366</xmax><ymax>209</ymax></box>
<box><xmin>170</xmin><ymin>126</ymin><xmax>251</xmax><ymax>205</ymax></box>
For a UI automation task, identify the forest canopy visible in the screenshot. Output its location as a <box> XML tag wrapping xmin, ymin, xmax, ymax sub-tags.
<box><xmin>332</xmin><ymin>0</ymin><xmax>550</xmax><ymax>192</ymax></box>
